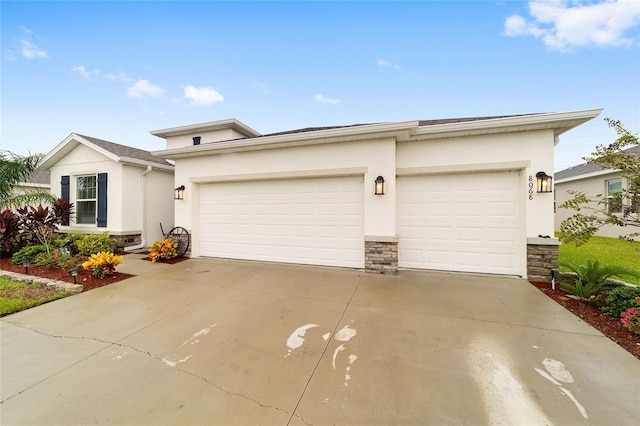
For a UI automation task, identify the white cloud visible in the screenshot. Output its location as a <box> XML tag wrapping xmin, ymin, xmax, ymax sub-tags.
<box><xmin>504</xmin><ymin>0</ymin><xmax>640</xmax><ymax>50</ymax></box>
<box><xmin>183</xmin><ymin>85</ymin><xmax>224</xmax><ymax>105</ymax></box>
<box><xmin>105</xmin><ymin>71</ymin><xmax>132</xmax><ymax>82</ymax></box>
<box><xmin>314</xmin><ymin>93</ymin><xmax>341</xmax><ymax>104</ymax></box>
<box><xmin>377</xmin><ymin>59</ymin><xmax>401</xmax><ymax>70</ymax></box>
<box><xmin>20</xmin><ymin>40</ymin><xmax>47</xmax><ymax>59</ymax></box>
<box><xmin>71</xmin><ymin>65</ymin><xmax>101</xmax><ymax>80</ymax></box>
<box><xmin>127</xmin><ymin>79</ymin><xmax>164</xmax><ymax>99</ymax></box>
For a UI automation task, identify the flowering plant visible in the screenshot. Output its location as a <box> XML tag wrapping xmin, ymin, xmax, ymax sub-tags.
<box><xmin>149</xmin><ymin>239</ymin><xmax>178</xmax><ymax>263</ymax></box>
<box><xmin>82</xmin><ymin>251</ymin><xmax>123</xmax><ymax>278</ymax></box>
<box><xmin>620</xmin><ymin>305</ymin><xmax>640</xmax><ymax>336</ymax></box>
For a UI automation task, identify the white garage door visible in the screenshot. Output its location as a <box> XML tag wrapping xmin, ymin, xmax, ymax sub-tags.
<box><xmin>398</xmin><ymin>171</ymin><xmax>521</xmax><ymax>275</ymax></box>
<box><xmin>199</xmin><ymin>176</ymin><xmax>364</xmax><ymax>268</ymax></box>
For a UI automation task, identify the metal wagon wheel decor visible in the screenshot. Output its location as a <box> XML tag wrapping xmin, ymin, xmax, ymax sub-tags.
<box><xmin>160</xmin><ymin>223</ymin><xmax>190</xmax><ymax>258</ymax></box>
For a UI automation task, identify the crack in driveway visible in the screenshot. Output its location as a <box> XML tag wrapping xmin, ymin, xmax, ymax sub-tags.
<box><xmin>1</xmin><ymin>322</ymin><xmax>314</xmax><ymax>425</ymax></box>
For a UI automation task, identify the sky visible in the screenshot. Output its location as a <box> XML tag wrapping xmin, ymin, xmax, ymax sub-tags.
<box><xmin>1</xmin><ymin>0</ymin><xmax>639</xmax><ymax>172</ymax></box>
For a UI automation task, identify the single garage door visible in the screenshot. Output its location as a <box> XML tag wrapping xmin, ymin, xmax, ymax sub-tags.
<box><xmin>199</xmin><ymin>176</ymin><xmax>364</xmax><ymax>268</ymax></box>
<box><xmin>398</xmin><ymin>171</ymin><xmax>521</xmax><ymax>275</ymax></box>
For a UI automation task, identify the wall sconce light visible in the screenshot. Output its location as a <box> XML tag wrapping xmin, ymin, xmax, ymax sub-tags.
<box><xmin>23</xmin><ymin>259</ymin><xmax>29</xmax><ymax>274</ymax></box>
<box><xmin>174</xmin><ymin>185</ymin><xmax>185</xmax><ymax>200</ymax></box>
<box><xmin>374</xmin><ymin>176</ymin><xmax>385</xmax><ymax>195</ymax></box>
<box><xmin>536</xmin><ymin>171</ymin><xmax>553</xmax><ymax>193</ymax></box>
<box><xmin>68</xmin><ymin>267</ymin><xmax>78</xmax><ymax>284</ymax></box>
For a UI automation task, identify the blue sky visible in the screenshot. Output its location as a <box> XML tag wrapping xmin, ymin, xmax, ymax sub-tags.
<box><xmin>2</xmin><ymin>0</ymin><xmax>639</xmax><ymax>172</ymax></box>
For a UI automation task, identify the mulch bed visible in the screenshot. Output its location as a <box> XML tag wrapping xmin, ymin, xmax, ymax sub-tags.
<box><xmin>140</xmin><ymin>256</ymin><xmax>189</xmax><ymax>264</ymax></box>
<box><xmin>0</xmin><ymin>257</ymin><xmax>134</xmax><ymax>292</ymax></box>
<box><xmin>530</xmin><ymin>281</ymin><xmax>640</xmax><ymax>360</ymax></box>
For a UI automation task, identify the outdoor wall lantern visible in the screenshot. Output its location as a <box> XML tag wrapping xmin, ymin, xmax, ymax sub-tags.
<box><xmin>536</xmin><ymin>171</ymin><xmax>553</xmax><ymax>193</ymax></box>
<box><xmin>174</xmin><ymin>185</ymin><xmax>186</xmax><ymax>200</ymax></box>
<box><xmin>69</xmin><ymin>267</ymin><xmax>79</xmax><ymax>284</ymax></box>
<box><xmin>374</xmin><ymin>176</ymin><xmax>385</xmax><ymax>195</ymax></box>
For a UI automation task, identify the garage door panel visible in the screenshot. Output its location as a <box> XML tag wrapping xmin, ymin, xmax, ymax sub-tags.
<box><xmin>200</xmin><ymin>176</ymin><xmax>364</xmax><ymax>268</ymax></box>
<box><xmin>398</xmin><ymin>172</ymin><xmax>521</xmax><ymax>275</ymax></box>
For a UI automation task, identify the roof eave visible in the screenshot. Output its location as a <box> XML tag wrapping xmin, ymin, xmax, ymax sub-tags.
<box><xmin>153</xmin><ymin>121</ymin><xmax>419</xmax><ymax>159</ymax></box>
<box><xmin>413</xmin><ymin>108</ymin><xmax>603</xmax><ymax>139</ymax></box>
<box><xmin>150</xmin><ymin>118</ymin><xmax>261</xmax><ymax>139</ymax></box>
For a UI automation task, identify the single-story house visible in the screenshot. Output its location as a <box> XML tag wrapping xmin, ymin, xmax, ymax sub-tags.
<box><xmin>554</xmin><ymin>144</ymin><xmax>640</xmax><ymax>240</ymax></box>
<box><xmin>151</xmin><ymin>109</ymin><xmax>602</xmax><ymax>281</ymax></box>
<box><xmin>39</xmin><ymin>133</ymin><xmax>175</xmax><ymax>248</ymax></box>
<box><xmin>18</xmin><ymin>170</ymin><xmax>51</xmax><ymax>193</ymax></box>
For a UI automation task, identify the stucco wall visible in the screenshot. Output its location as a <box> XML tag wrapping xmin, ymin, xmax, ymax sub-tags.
<box><xmin>146</xmin><ymin>169</ymin><xmax>175</xmax><ymax>244</ymax></box>
<box><xmin>167</xmin><ymin>129</ymin><xmax>250</xmax><ymax>149</ymax></box>
<box><xmin>555</xmin><ymin>171</ymin><xmax>635</xmax><ymax>239</ymax></box>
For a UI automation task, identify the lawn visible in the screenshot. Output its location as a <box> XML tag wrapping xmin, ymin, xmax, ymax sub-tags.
<box><xmin>559</xmin><ymin>236</ymin><xmax>640</xmax><ymax>285</ymax></box>
<box><xmin>0</xmin><ymin>276</ymin><xmax>71</xmax><ymax>316</ymax></box>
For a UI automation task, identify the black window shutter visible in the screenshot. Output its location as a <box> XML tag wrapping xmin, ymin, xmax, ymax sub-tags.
<box><xmin>97</xmin><ymin>173</ymin><xmax>108</xmax><ymax>228</ymax></box>
<box><xmin>61</xmin><ymin>176</ymin><xmax>70</xmax><ymax>226</ymax></box>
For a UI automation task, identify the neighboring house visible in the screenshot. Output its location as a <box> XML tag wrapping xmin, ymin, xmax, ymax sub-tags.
<box><xmin>39</xmin><ymin>133</ymin><xmax>175</xmax><ymax>249</ymax></box>
<box><xmin>151</xmin><ymin>109</ymin><xmax>601</xmax><ymax>282</ymax></box>
<box><xmin>13</xmin><ymin>169</ymin><xmax>51</xmax><ymax>197</ymax></box>
<box><xmin>554</xmin><ymin>145</ymin><xmax>640</xmax><ymax>240</ymax></box>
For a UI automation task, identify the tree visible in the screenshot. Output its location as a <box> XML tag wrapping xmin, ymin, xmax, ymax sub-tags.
<box><xmin>0</xmin><ymin>150</ymin><xmax>55</xmax><ymax>209</ymax></box>
<box><xmin>559</xmin><ymin>118</ymin><xmax>639</xmax><ymax>245</ymax></box>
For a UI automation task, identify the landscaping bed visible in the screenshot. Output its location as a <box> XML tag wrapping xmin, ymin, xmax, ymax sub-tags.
<box><xmin>530</xmin><ymin>280</ymin><xmax>640</xmax><ymax>360</ymax></box>
<box><xmin>0</xmin><ymin>257</ymin><xmax>133</xmax><ymax>291</ymax></box>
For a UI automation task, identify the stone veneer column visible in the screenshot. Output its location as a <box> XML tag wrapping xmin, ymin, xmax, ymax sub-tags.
<box><xmin>364</xmin><ymin>236</ymin><xmax>398</xmax><ymax>274</ymax></box>
<box><xmin>527</xmin><ymin>237</ymin><xmax>559</xmax><ymax>283</ymax></box>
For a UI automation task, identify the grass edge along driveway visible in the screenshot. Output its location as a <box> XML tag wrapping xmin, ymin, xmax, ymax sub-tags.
<box><xmin>0</xmin><ymin>276</ymin><xmax>71</xmax><ymax>316</ymax></box>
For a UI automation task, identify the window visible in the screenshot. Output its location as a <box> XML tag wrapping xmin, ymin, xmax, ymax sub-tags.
<box><xmin>606</xmin><ymin>178</ymin><xmax>623</xmax><ymax>214</ymax></box>
<box><xmin>76</xmin><ymin>175</ymin><xmax>97</xmax><ymax>224</ymax></box>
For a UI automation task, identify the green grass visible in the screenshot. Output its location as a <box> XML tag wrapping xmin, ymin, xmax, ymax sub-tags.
<box><xmin>0</xmin><ymin>276</ymin><xmax>71</xmax><ymax>316</ymax></box>
<box><xmin>559</xmin><ymin>236</ymin><xmax>640</xmax><ymax>285</ymax></box>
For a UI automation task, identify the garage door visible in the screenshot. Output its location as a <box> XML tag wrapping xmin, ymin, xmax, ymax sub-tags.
<box><xmin>199</xmin><ymin>176</ymin><xmax>364</xmax><ymax>268</ymax></box>
<box><xmin>398</xmin><ymin>171</ymin><xmax>521</xmax><ymax>275</ymax></box>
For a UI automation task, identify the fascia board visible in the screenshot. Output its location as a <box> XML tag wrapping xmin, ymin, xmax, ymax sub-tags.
<box><xmin>152</xmin><ymin>121</ymin><xmax>418</xmax><ymax>159</ymax></box>
<box><xmin>555</xmin><ymin>168</ymin><xmax>621</xmax><ymax>184</ymax></box>
<box><xmin>412</xmin><ymin>108</ymin><xmax>603</xmax><ymax>139</ymax></box>
<box><xmin>151</xmin><ymin>118</ymin><xmax>261</xmax><ymax>138</ymax></box>
<box><xmin>38</xmin><ymin>133</ymin><xmax>87</xmax><ymax>170</ymax></box>
<box><xmin>118</xmin><ymin>156</ymin><xmax>174</xmax><ymax>171</ymax></box>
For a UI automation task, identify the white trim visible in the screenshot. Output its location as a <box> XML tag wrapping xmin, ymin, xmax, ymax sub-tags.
<box><xmin>396</xmin><ymin>161</ymin><xmax>530</xmax><ymax>176</ymax></box>
<box><xmin>189</xmin><ymin>167</ymin><xmax>368</xmax><ymax>184</ymax></box>
<box><xmin>150</xmin><ymin>118</ymin><xmax>261</xmax><ymax>139</ymax></box>
<box><xmin>527</xmin><ymin>237</ymin><xmax>560</xmax><ymax>246</ymax></box>
<box><xmin>364</xmin><ymin>235</ymin><xmax>399</xmax><ymax>243</ymax></box>
<box><xmin>117</xmin><ymin>156</ymin><xmax>174</xmax><ymax>171</ymax></box>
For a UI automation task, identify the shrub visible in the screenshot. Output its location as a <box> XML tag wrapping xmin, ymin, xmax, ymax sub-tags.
<box><xmin>82</xmin><ymin>251</ymin><xmax>123</xmax><ymax>278</ymax></box>
<box><xmin>621</xmin><ymin>307</ymin><xmax>640</xmax><ymax>336</ymax></box>
<box><xmin>11</xmin><ymin>245</ymin><xmax>49</xmax><ymax>265</ymax></box>
<box><xmin>559</xmin><ymin>260</ymin><xmax>639</xmax><ymax>301</ymax></box>
<box><xmin>602</xmin><ymin>286</ymin><xmax>640</xmax><ymax>317</ymax></box>
<box><xmin>34</xmin><ymin>250</ymin><xmax>68</xmax><ymax>269</ymax></box>
<box><xmin>71</xmin><ymin>232</ymin><xmax>114</xmax><ymax>256</ymax></box>
<box><xmin>149</xmin><ymin>239</ymin><xmax>178</xmax><ymax>263</ymax></box>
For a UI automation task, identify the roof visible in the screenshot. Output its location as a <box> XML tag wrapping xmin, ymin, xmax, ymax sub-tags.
<box><xmin>76</xmin><ymin>134</ymin><xmax>171</xmax><ymax>167</ymax></box>
<box><xmin>17</xmin><ymin>170</ymin><xmax>50</xmax><ymax>187</ymax></box>
<box><xmin>152</xmin><ymin>109</ymin><xmax>603</xmax><ymax>159</ymax></box>
<box><xmin>39</xmin><ymin>133</ymin><xmax>174</xmax><ymax>171</ymax></box>
<box><xmin>555</xmin><ymin>144</ymin><xmax>640</xmax><ymax>181</ymax></box>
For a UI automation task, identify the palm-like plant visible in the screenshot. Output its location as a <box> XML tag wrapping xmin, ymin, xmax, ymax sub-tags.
<box><xmin>559</xmin><ymin>260</ymin><xmax>639</xmax><ymax>300</ymax></box>
<box><xmin>0</xmin><ymin>150</ymin><xmax>55</xmax><ymax>209</ymax></box>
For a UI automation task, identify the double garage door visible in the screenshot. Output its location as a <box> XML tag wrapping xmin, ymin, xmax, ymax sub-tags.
<box><xmin>198</xmin><ymin>171</ymin><xmax>520</xmax><ymax>275</ymax></box>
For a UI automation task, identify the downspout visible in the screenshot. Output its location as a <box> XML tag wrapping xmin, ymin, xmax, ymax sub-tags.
<box><xmin>125</xmin><ymin>166</ymin><xmax>152</xmax><ymax>251</ymax></box>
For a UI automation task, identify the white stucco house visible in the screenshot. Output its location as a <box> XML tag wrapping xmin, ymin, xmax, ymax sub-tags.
<box><xmin>151</xmin><ymin>109</ymin><xmax>602</xmax><ymax>281</ymax></box>
<box><xmin>554</xmin><ymin>144</ymin><xmax>639</xmax><ymax>240</ymax></box>
<box><xmin>39</xmin><ymin>133</ymin><xmax>175</xmax><ymax>248</ymax></box>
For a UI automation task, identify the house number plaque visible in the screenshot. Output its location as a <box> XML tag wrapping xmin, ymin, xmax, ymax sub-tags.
<box><xmin>528</xmin><ymin>175</ymin><xmax>534</xmax><ymax>200</ymax></box>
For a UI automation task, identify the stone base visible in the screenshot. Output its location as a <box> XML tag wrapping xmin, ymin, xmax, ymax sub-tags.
<box><xmin>527</xmin><ymin>243</ymin><xmax>559</xmax><ymax>283</ymax></box>
<box><xmin>365</xmin><ymin>241</ymin><xmax>398</xmax><ymax>274</ymax></box>
<box><xmin>110</xmin><ymin>234</ymin><xmax>142</xmax><ymax>250</ymax></box>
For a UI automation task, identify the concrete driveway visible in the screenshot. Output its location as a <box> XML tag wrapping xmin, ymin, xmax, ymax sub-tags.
<box><xmin>1</xmin><ymin>255</ymin><xmax>638</xmax><ymax>425</ymax></box>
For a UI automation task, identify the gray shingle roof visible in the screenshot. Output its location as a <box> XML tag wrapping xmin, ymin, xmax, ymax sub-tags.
<box><xmin>24</xmin><ymin>170</ymin><xmax>50</xmax><ymax>185</ymax></box>
<box><xmin>555</xmin><ymin>145</ymin><xmax>640</xmax><ymax>180</ymax></box>
<box><xmin>257</xmin><ymin>114</ymin><xmax>540</xmax><ymax>139</ymax></box>
<box><xmin>77</xmin><ymin>134</ymin><xmax>171</xmax><ymax>167</ymax></box>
